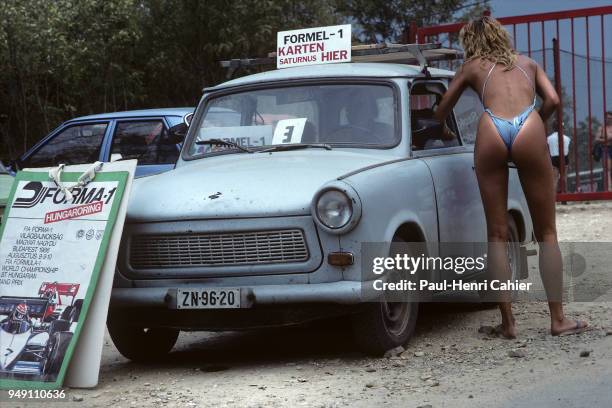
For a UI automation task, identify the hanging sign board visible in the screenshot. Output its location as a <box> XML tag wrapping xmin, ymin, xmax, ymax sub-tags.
<box><xmin>277</xmin><ymin>24</ymin><xmax>351</xmax><ymax>69</ymax></box>
<box><xmin>0</xmin><ymin>160</ymin><xmax>135</xmax><ymax>390</ymax></box>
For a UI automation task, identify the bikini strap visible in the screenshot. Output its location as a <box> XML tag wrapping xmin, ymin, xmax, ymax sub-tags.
<box><xmin>515</xmin><ymin>64</ymin><xmax>535</xmax><ymax>90</ymax></box>
<box><xmin>481</xmin><ymin>63</ymin><xmax>496</xmax><ymax>106</ymax></box>
<box><xmin>515</xmin><ymin>63</ymin><xmax>537</xmax><ymax>105</ymax></box>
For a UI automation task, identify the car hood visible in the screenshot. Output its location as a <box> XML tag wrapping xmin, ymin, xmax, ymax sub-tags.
<box><xmin>127</xmin><ymin>150</ymin><xmax>389</xmax><ymax>222</ymax></box>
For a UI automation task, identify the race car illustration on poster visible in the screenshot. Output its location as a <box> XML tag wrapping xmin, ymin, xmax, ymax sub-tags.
<box><xmin>0</xmin><ymin>282</ymin><xmax>82</xmax><ymax>380</ymax></box>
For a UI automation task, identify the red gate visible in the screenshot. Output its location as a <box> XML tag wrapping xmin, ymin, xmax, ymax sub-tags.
<box><xmin>415</xmin><ymin>6</ymin><xmax>612</xmax><ymax>201</ymax></box>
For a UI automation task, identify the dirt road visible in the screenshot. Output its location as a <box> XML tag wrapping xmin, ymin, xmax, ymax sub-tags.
<box><xmin>11</xmin><ymin>202</ymin><xmax>612</xmax><ymax>408</ymax></box>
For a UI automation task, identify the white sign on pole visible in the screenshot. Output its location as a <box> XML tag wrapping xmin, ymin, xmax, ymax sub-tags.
<box><xmin>277</xmin><ymin>24</ymin><xmax>351</xmax><ymax>69</ymax></box>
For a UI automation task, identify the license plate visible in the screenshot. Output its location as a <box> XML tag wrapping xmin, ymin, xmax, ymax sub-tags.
<box><xmin>176</xmin><ymin>288</ymin><xmax>241</xmax><ymax>309</ymax></box>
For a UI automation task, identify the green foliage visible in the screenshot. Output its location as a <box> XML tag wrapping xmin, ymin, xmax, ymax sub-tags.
<box><xmin>336</xmin><ymin>0</ymin><xmax>490</xmax><ymax>42</ymax></box>
<box><xmin>0</xmin><ymin>0</ymin><xmax>144</xmax><ymax>158</ymax></box>
<box><xmin>0</xmin><ymin>0</ymin><xmax>486</xmax><ymax>161</ymax></box>
<box><xmin>138</xmin><ymin>0</ymin><xmax>340</xmax><ymax>105</ymax></box>
<box><xmin>0</xmin><ymin>0</ymin><xmax>341</xmax><ymax>160</ymax></box>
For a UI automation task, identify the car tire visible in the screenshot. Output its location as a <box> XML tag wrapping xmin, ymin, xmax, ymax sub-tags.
<box><xmin>44</xmin><ymin>331</ymin><xmax>73</xmax><ymax>375</ymax></box>
<box><xmin>69</xmin><ymin>299</ymin><xmax>83</xmax><ymax>323</ymax></box>
<box><xmin>107</xmin><ymin>319</ymin><xmax>179</xmax><ymax>362</ymax></box>
<box><xmin>59</xmin><ymin>306</ymin><xmax>73</xmax><ymax>321</ymax></box>
<box><xmin>350</xmin><ymin>236</ymin><xmax>419</xmax><ymax>356</ymax></box>
<box><xmin>478</xmin><ymin>215</ymin><xmax>521</xmax><ymax>302</ymax></box>
<box><xmin>48</xmin><ymin>319</ymin><xmax>71</xmax><ymax>335</ymax></box>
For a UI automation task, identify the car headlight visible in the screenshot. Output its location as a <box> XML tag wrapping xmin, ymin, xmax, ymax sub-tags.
<box><xmin>316</xmin><ymin>190</ymin><xmax>352</xmax><ymax>229</ymax></box>
<box><xmin>311</xmin><ymin>183</ymin><xmax>362</xmax><ymax>234</ymax></box>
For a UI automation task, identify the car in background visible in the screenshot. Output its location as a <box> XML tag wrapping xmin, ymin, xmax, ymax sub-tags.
<box><xmin>7</xmin><ymin>108</ymin><xmax>194</xmax><ymax>178</ymax></box>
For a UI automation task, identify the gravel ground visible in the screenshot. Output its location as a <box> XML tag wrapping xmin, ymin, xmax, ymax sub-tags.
<box><xmin>555</xmin><ymin>201</ymin><xmax>612</xmax><ymax>242</ymax></box>
<box><xmin>8</xmin><ymin>202</ymin><xmax>612</xmax><ymax>408</ymax></box>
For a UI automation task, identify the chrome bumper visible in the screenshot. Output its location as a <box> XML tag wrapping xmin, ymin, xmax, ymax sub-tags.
<box><xmin>110</xmin><ymin>281</ymin><xmax>377</xmax><ymax>308</ymax></box>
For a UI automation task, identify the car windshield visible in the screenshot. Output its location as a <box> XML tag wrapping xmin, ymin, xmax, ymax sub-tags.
<box><xmin>187</xmin><ymin>84</ymin><xmax>397</xmax><ymax>157</ymax></box>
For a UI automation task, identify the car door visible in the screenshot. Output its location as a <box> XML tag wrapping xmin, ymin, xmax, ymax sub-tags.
<box><xmin>410</xmin><ymin>80</ymin><xmax>487</xmax><ymax>279</ymax></box>
<box><xmin>18</xmin><ymin>121</ymin><xmax>110</xmax><ymax>169</ymax></box>
<box><xmin>451</xmin><ymin>87</ymin><xmax>488</xmax><ymax>261</ymax></box>
<box><xmin>107</xmin><ymin>118</ymin><xmax>180</xmax><ymax>177</ymax></box>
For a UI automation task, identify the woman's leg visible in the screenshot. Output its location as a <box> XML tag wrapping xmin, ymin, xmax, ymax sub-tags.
<box><xmin>475</xmin><ymin>115</ymin><xmax>516</xmax><ymax>338</ymax></box>
<box><xmin>511</xmin><ymin>112</ymin><xmax>588</xmax><ymax>335</ymax></box>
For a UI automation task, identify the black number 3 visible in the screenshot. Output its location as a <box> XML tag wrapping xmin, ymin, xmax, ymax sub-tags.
<box><xmin>282</xmin><ymin>126</ymin><xmax>294</xmax><ymax>143</ymax></box>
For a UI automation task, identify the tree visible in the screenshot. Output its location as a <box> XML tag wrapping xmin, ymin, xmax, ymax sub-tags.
<box><xmin>0</xmin><ymin>0</ymin><xmax>143</xmax><ymax>159</ymax></box>
<box><xmin>336</xmin><ymin>0</ymin><xmax>491</xmax><ymax>43</ymax></box>
<box><xmin>0</xmin><ymin>0</ymin><xmax>340</xmax><ymax>161</ymax></box>
<box><xmin>136</xmin><ymin>0</ymin><xmax>340</xmax><ymax>106</ymax></box>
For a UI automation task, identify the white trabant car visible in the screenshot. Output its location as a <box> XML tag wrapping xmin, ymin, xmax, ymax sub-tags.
<box><xmin>108</xmin><ymin>52</ymin><xmax>533</xmax><ymax>359</ymax></box>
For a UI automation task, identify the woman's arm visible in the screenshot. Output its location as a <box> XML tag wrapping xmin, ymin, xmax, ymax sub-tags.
<box><xmin>434</xmin><ymin>63</ymin><xmax>470</xmax><ymax>140</ymax></box>
<box><xmin>535</xmin><ymin>62</ymin><xmax>560</xmax><ymax>122</ymax></box>
<box><xmin>434</xmin><ymin>63</ymin><xmax>470</xmax><ymax>123</ymax></box>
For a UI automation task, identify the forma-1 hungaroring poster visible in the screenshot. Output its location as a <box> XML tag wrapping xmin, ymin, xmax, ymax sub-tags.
<box><xmin>0</xmin><ymin>169</ymin><xmax>128</xmax><ymax>389</ymax></box>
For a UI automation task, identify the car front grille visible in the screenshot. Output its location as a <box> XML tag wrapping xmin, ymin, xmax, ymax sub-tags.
<box><xmin>129</xmin><ymin>229</ymin><xmax>309</xmax><ymax>269</ymax></box>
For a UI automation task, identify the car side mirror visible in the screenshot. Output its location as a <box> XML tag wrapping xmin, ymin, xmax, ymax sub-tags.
<box><xmin>167</xmin><ymin>123</ymin><xmax>189</xmax><ymax>144</ymax></box>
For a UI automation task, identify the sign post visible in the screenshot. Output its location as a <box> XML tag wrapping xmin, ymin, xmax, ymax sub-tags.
<box><xmin>0</xmin><ymin>160</ymin><xmax>135</xmax><ymax>389</ymax></box>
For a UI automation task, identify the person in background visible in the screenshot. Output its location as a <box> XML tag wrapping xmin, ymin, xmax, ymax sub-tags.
<box><xmin>547</xmin><ymin>120</ymin><xmax>571</xmax><ymax>193</ymax></box>
<box><xmin>595</xmin><ymin>111</ymin><xmax>612</xmax><ymax>191</ymax></box>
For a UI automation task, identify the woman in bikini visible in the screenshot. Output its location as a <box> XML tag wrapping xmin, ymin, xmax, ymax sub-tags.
<box><xmin>434</xmin><ymin>16</ymin><xmax>588</xmax><ymax>338</ymax></box>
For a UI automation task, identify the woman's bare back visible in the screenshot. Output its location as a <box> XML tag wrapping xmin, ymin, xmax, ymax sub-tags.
<box><xmin>463</xmin><ymin>55</ymin><xmax>538</xmax><ymax>119</ymax></box>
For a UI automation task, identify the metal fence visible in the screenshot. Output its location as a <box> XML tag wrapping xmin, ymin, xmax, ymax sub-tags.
<box><xmin>415</xmin><ymin>6</ymin><xmax>612</xmax><ymax>201</ymax></box>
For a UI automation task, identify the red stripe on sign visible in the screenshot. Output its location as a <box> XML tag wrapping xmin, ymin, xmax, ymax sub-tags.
<box><xmin>44</xmin><ymin>201</ymin><xmax>104</xmax><ymax>224</ymax></box>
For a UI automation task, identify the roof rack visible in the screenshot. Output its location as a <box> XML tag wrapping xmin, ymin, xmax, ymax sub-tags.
<box><xmin>220</xmin><ymin>43</ymin><xmax>463</xmax><ymax>78</ymax></box>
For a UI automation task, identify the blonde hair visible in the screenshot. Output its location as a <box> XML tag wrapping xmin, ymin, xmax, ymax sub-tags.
<box><xmin>459</xmin><ymin>16</ymin><xmax>517</xmax><ymax>70</ymax></box>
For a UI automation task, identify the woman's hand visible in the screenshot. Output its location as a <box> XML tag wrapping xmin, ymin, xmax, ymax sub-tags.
<box><xmin>441</xmin><ymin>123</ymin><xmax>457</xmax><ymax>140</ymax></box>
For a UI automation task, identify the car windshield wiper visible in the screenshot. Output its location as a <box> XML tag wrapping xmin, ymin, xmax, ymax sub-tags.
<box><xmin>259</xmin><ymin>143</ymin><xmax>332</xmax><ymax>153</ymax></box>
<box><xmin>196</xmin><ymin>139</ymin><xmax>253</xmax><ymax>153</ymax></box>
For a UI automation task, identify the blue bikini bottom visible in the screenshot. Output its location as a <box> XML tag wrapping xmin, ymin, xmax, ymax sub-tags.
<box><xmin>485</xmin><ymin>103</ymin><xmax>535</xmax><ymax>151</ymax></box>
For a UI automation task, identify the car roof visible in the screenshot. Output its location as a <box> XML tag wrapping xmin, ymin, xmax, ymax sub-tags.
<box><xmin>67</xmin><ymin>107</ymin><xmax>194</xmax><ymax>122</ymax></box>
<box><xmin>207</xmin><ymin>63</ymin><xmax>455</xmax><ymax>91</ymax></box>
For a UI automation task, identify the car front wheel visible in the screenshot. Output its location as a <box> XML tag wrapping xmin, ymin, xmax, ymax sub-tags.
<box><xmin>107</xmin><ymin>318</ymin><xmax>179</xmax><ymax>362</ymax></box>
<box><xmin>350</xmin><ymin>236</ymin><xmax>419</xmax><ymax>355</ymax></box>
